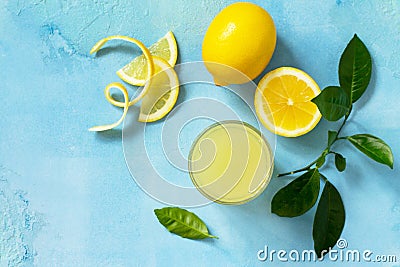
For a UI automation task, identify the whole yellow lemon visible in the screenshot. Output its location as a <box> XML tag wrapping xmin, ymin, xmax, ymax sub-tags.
<box><xmin>202</xmin><ymin>2</ymin><xmax>276</xmax><ymax>85</ymax></box>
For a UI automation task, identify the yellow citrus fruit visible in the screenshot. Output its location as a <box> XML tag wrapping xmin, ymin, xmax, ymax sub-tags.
<box><xmin>202</xmin><ymin>2</ymin><xmax>276</xmax><ymax>85</ymax></box>
<box><xmin>255</xmin><ymin>67</ymin><xmax>322</xmax><ymax>137</ymax></box>
<box><xmin>138</xmin><ymin>56</ymin><xmax>179</xmax><ymax>122</ymax></box>
<box><xmin>117</xmin><ymin>31</ymin><xmax>178</xmax><ymax>86</ymax></box>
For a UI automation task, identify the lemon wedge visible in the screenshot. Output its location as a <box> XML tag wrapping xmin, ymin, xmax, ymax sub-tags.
<box><xmin>255</xmin><ymin>67</ymin><xmax>322</xmax><ymax>137</ymax></box>
<box><xmin>138</xmin><ymin>56</ymin><xmax>179</xmax><ymax>122</ymax></box>
<box><xmin>117</xmin><ymin>31</ymin><xmax>178</xmax><ymax>86</ymax></box>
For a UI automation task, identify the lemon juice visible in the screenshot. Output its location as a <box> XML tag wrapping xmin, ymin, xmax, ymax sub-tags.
<box><xmin>189</xmin><ymin>121</ymin><xmax>273</xmax><ymax>204</ymax></box>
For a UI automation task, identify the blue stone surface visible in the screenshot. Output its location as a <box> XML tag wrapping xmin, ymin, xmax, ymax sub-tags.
<box><xmin>0</xmin><ymin>0</ymin><xmax>399</xmax><ymax>266</ymax></box>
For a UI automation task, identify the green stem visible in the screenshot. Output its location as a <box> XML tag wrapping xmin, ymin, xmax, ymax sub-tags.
<box><xmin>336</xmin><ymin>105</ymin><xmax>352</xmax><ymax>138</ymax></box>
<box><xmin>277</xmin><ymin>158</ymin><xmax>318</xmax><ymax>177</ymax></box>
<box><xmin>320</xmin><ymin>173</ymin><xmax>328</xmax><ymax>182</ymax></box>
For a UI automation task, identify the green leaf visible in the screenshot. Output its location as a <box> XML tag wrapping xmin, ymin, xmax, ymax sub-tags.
<box><xmin>339</xmin><ymin>34</ymin><xmax>372</xmax><ymax>103</ymax></box>
<box><xmin>272</xmin><ymin>169</ymin><xmax>320</xmax><ymax>217</ymax></box>
<box><xmin>313</xmin><ymin>181</ymin><xmax>345</xmax><ymax>258</ymax></box>
<box><xmin>347</xmin><ymin>134</ymin><xmax>394</xmax><ymax>169</ymax></box>
<box><xmin>328</xmin><ymin>131</ymin><xmax>338</xmax><ymax>147</ymax></box>
<box><xmin>312</xmin><ymin>86</ymin><xmax>350</xmax><ymax>121</ymax></box>
<box><xmin>334</xmin><ymin>153</ymin><xmax>346</xmax><ymax>172</ymax></box>
<box><xmin>154</xmin><ymin>207</ymin><xmax>218</xmax><ymax>239</ymax></box>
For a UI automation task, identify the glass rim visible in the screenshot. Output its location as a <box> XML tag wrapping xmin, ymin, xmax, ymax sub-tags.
<box><xmin>188</xmin><ymin>120</ymin><xmax>274</xmax><ymax>205</ymax></box>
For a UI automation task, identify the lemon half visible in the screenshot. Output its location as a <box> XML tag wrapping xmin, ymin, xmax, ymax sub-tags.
<box><xmin>255</xmin><ymin>67</ymin><xmax>321</xmax><ymax>137</ymax></box>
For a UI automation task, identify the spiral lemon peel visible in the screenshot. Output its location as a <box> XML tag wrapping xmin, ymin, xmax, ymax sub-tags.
<box><xmin>88</xmin><ymin>82</ymin><xmax>129</xmax><ymax>132</ymax></box>
<box><xmin>89</xmin><ymin>35</ymin><xmax>154</xmax><ymax>131</ymax></box>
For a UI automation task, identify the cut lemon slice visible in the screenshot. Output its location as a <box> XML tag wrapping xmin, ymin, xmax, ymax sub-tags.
<box><xmin>138</xmin><ymin>56</ymin><xmax>179</xmax><ymax>122</ymax></box>
<box><xmin>117</xmin><ymin>31</ymin><xmax>178</xmax><ymax>86</ymax></box>
<box><xmin>255</xmin><ymin>67</ymin><xmax>322</xmax><ymax>137</ymax></box>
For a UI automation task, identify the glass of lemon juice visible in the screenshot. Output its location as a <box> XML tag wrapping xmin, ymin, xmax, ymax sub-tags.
<box><xmin>189</xmin><ymin>120</ymin><xmax>273</xmax><ymax>205</ymax></box>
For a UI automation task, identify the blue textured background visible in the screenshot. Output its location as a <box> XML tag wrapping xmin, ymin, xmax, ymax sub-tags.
<box><xmin>1</xmin><ymin>0</ymin><xmax>399</xmax><ymax>266</ymax></box>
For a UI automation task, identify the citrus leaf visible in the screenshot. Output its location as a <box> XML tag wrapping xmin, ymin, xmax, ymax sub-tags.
<box><xmin>339</xmin><ymin>34</ymin><xmax>372</xmax><ymax>103</ymax></box>
<box><xmin>328</xmin><ymin>131</ymin><xmax>338</xmax><ymax>147</ymax></box>
<box><xmin>154</xmin><ymin>207</ymin><xmax>217</xmax><ymax>239</ymax></box>
<box><xmin>272</xmin><ymin>169</ymin><xmax>320</xmax><ymax>217</ymax></box>
<box><xmin>313</xmin><ymin>181</ymin><xmax>345</xmax><ymax>258</ymax></box>
<box><xmin>334</xmin><ymin>153</ymin><xmax>346</xmax><ymax>172</ymax></box>
<box><xmin>312</xmin><ymin>86</ymin><xmax>350</xmax><ymax>121</ymax></box>
<box><xmin>347</xmin><ymin>134</ymin><xmax>394</xmax><ymax>169</ymax></box>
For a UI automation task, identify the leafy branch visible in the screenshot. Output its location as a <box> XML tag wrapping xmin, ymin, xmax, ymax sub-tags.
<box><xmin>277</xmin><ymin>105</ymin><xmax>352</xmax><ymax>178</ymax></box>
<box><xmin>272</xmin><ymin>34</ymin><xmax>394</xmax><ymax>258</ymax></box>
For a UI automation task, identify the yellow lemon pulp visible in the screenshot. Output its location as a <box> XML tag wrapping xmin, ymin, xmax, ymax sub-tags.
<box><xmin>255</xmin><ymin>67</ymin><xmax>322</xmax><ymax>137</ymax></box>
<box><xmin>202</xmin><ymin>2</ymin><xmax>276</xmax><ymax>85</ymax></box>
<box><xmin>117</xmin><ymin>31</ymin><xmax>178</xmax><ymax>86</ymax></box>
